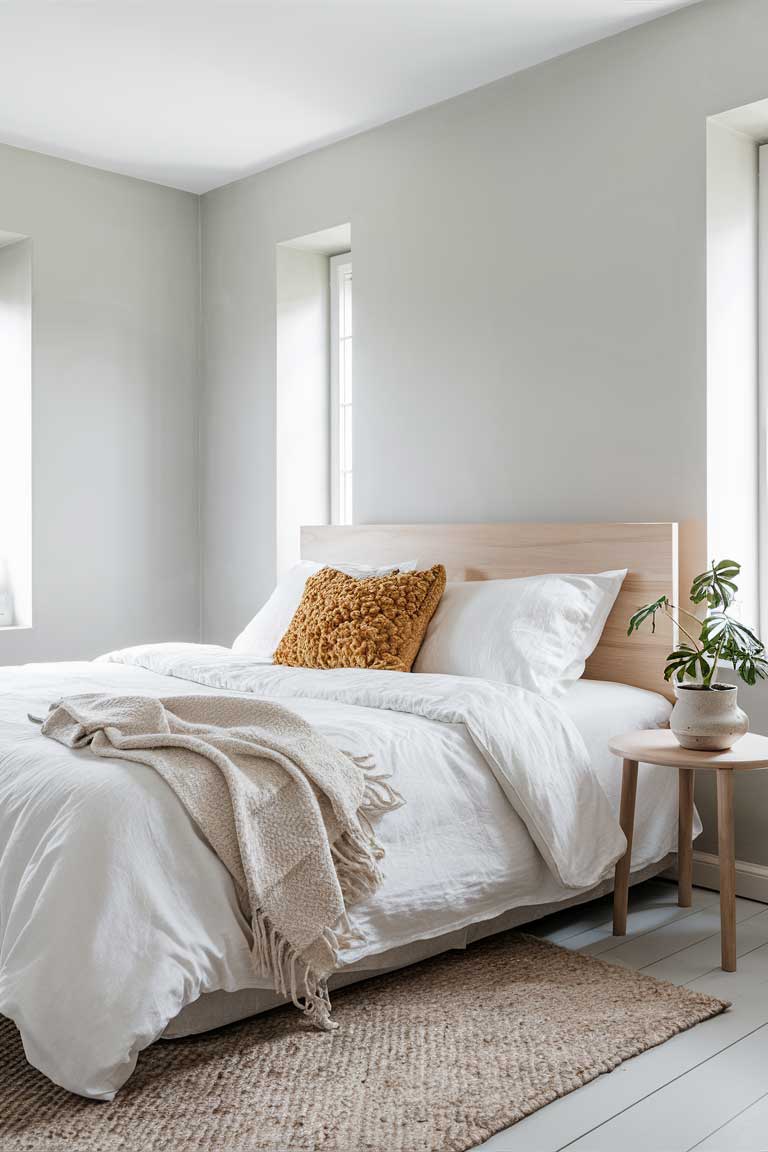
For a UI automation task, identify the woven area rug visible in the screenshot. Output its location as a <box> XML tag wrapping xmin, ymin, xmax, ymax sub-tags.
<box><xmin>0</xmin><ymin>932</ymin><xmax>727</xmax><ymax>1152</ymax></box>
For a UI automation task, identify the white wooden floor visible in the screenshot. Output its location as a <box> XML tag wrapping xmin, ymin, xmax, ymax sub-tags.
<box><xmin>479</xmin><ymin>879</ymin><xmax>768</xmax><ymax>1152</ymax></box>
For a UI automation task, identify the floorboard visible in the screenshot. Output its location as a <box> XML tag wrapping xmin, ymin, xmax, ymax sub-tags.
<box><xmin>560</xmin><ymin>886</ymin><xmax>720</xmax><ymax>956</ymax></box>
<box><xmin>692</xmin><ymin>1091</ymin><xmax>768</xmax><ymax>1151</ymax></box>
<box><xmin>531</xmin><ymin>880</ymin><xmax>680</xmax><ymax>947</ymax></box>
<box><xmin>638</xmin><ymin>909</ymin><xmax>768</xmax><ymax>985</ymax></box>
<box><xmin>566</xmin><ymin>1023</ymin><xmax>768</xmax><ymax>1151</ymax></box>
<box><xmin>686</xmin><ymin>940</ymin><xmax>768</xmax><ymax>1002</ymax></box>
<box><xmin>578</xmin><ymin>899</ymin><xmax>766</xmax><ymax>969</ymax></box>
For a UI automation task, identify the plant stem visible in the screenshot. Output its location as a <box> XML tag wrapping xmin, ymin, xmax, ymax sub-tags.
<box><xmin>667</xmin><ymin>602</ymin><xmax>705</xmax><ymax>631</ymax></box>
<box><xmin>662</xmin><ymin>605</ymin><xmax>702</xmax><ymax>652</ymax></box>
<box><xmin>703</xmin><ymin>636</ymin><xmax>725</xmax><ymax>687</ymax></box>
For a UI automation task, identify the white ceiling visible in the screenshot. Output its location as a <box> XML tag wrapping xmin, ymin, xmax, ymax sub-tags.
<box><xmin>0</xmin><ymin>0</ymin><xmax>703</xmax><ymax>194</ymax></box>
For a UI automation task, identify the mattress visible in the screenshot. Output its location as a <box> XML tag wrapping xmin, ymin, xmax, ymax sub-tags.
<box><xmin>165</xmin><ymin>677</ymin><xmax>680</xmax><ymax>1039</ymax></box>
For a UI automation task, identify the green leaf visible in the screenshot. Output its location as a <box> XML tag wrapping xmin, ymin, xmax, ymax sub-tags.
<box><xmin>627</xmin><ymin>596</ymin><xmax>669</xmax><ymax>637</ymax></box>
<box><xmin>735</xmin><ymin>652</ymin><xmax>768</xmax><ymax>686</ymax></box>
<box><xmin>664</xmin><ymin>645</ymin><xmax>710</xmax><ymax>684</ymax></box>
<box><xmin>701</xmin><ymin>612</ymin><xmax>763</xmax><ymax>655</ymax></box>
<box><xmin>690</xmin><ymin>559</ymin><xmax>741</xmax><ymax>610</ymax></box>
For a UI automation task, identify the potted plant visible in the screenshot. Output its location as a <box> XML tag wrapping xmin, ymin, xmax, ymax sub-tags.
<box><xmin>628</xmin><ymin>559</ymin><xmax>767</xmax><ymax>750</ymax></box>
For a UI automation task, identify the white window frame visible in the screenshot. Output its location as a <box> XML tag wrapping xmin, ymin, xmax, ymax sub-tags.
<box><xmin>706</xmin><ymin>123</ymin><xmax>761</xmax><ymax>636</ymax></box>
<box><xmin>330</xmin><ymin>252</ymin><xmax>352</xmax><ymax>525</ymax></box>
<box><xmin>760</xmin><ymin>145</ymin><xmax>768</xmax><ymax>640</ymax></box>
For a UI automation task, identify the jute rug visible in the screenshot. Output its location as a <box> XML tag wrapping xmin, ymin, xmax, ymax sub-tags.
<box><xmin>0</xmin><ymin>932</ymin><xmax>727</xmax><ymax>1152</ymax></box>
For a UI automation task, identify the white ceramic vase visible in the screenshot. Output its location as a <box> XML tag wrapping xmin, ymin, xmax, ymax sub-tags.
<box><xmin>670</xmin><ymin>684</ymin><xmax>748</xmax><ymax>751</ymax></box>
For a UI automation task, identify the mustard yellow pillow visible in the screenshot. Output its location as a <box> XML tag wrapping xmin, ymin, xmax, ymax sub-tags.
<box><xmin>273</xmin><ymin>564</ymin><xmax>447</xmax><ymax>673</ymax></box>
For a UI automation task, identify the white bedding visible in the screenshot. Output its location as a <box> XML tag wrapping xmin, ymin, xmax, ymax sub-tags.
<box><xmin>0</xmin><ymin>645</ymin><xmax>682</xmax><ymax>1099</ymax></box>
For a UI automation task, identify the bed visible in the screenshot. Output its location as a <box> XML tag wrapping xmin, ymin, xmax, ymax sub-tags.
<box><xmin>0</xmin><ymin>522</ymin><xmax>693</xmax><ymax>1099</ymax></box>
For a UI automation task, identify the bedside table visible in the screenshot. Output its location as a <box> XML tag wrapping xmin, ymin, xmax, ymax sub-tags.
<box><xmin>608</xmin><ymin>729</ymin><xmax>768</xmax><ymax>972</ymax></box>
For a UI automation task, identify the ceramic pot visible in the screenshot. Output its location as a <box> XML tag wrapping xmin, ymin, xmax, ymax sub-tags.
<box><xmin>670</xmin><ymin>683</ymin><xmax>748</xmax><ymax>751</ymax></box>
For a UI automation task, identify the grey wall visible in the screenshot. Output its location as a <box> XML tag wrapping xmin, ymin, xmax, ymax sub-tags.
<box><xmin>0</xmin><ymin>143</ymin><xmax>201</xmax><ymax>663</ymax></box>
<box><xmin>200</xmin><ymin>0</ymin><xmax>762</xmax><ymax>645</ymax></box>
<box><xmin>200</xmin><ymin>0</ymin><xmax>768</xmax><ymax>866</ymax></box>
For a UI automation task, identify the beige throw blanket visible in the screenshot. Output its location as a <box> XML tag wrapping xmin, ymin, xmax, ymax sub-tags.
<box><xmin>39</xmin><ymin>693</ymin><xmax>403</xmax><ymax>1030</ymax></box>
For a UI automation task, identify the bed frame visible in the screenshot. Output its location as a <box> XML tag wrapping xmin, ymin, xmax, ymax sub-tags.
<box><xmin>302</xmin><ymin>521</ymin><xmax>688</xmax><ymax>701</ymax></box>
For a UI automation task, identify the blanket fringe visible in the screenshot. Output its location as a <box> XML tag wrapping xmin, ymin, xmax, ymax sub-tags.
<box><xmin>250</xmin><ymin>910</ymin><xmax>338</xmax><ymax>1032</ymax></box>
<box><xmin>333</xmin><ymin>759</ymin><xmax>405</xmax><ymax>902</ymax></box>
<box><xmin>250</xmin><ymin>755</ymin><xmax>403</xmax><ymax>1032</ymax></box>
<box><xmin>345</xmin><ymin>753</ymin><xmax>405</xmax><ymax>827</ymax></box>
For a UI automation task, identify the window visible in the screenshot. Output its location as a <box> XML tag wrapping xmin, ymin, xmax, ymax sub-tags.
<box><xmin>330</xmin><ymin>254</ymin><xmax>352</xmax><ymax>525</ymax></box>
<box><xmin>760</xmin><ymin>143</ymin><xmax>768</xmax><ymax>638</ymax></box>
<box><xmin>0</xmin><ymin>234</ymin><xmax>32</xmax><ymax>630</ymax></box>
<box><xmin>706</xmin><ymin>117</ymin><xmax>760</xmax><ymax>631</ymax></box>
<box><xmin>275</xmin><ymin>224</ymin><xmax>350</xmax><ymax>574</ymax></box>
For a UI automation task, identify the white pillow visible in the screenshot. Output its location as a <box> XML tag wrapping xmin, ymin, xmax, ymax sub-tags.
<box><xmin>232</xmin><ymin>560</ymin><xmax>417</xmax><ymax>657</ymax></box>
<box><xmin>412</xmin><ymin>569</ymin><xmax>627</xmax><ymax>697</ymax></box>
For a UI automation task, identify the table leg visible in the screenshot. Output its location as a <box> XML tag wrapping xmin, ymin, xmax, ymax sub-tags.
<box><xmin>678</xmin><ymin>767</ymin><xmax>695</xmax><ymax>908</ymax></box>
<box><xmin>613</xmin><ymin>758</ymin><xmax>638</xmax><ymax>936</ymax></box>
<box><xmin>716</xmin><ymin>768</ymin><xmax>737</xmax><ymax>972</ymax></box>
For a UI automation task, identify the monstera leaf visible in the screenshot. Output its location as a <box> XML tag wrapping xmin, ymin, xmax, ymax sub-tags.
<box><xmin>728</xmin><ymin>648</ymin><xmax>768</xmax><ymax>686</ymax></box>
<box><xmin>663</xmin><ymin>645</ymin><xmax>711</xmax><ymax>684</ymax></box>
<box><xmin>627</xmin><ymin>596</ymin><xmax>670</xmax><ymax>637</ymax></box>
<box><xmin>690</xmin><ymin>560</ymin><xmax>740</xmax><ymax>610</ymax></box>
<box><xmin>700</xmin><ymin>612</ymin><xmax>763</xmax><ymax>654</ymax></box>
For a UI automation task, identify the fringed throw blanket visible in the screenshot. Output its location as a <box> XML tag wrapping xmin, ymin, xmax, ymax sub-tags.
<box><xmin>39</xmin><ymin>693</ymin><xmax>403</xmax><ymax>1031</ymax></box>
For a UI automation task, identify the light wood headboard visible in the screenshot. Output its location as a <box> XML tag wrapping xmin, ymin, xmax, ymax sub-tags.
<box><xmin>301</xmin><ymin>522</ymin><xmax>680</xmax><ymax>700</ymax></box>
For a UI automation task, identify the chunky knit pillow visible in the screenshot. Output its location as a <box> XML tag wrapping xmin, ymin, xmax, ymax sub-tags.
<box><xmin>274</xmin><ymin>564</ymin><xmax>447</xmax><ymax>672</ymax></box>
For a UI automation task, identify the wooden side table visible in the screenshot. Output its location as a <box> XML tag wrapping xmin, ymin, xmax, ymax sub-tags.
<box><xmin>608</xmin><ymin>729</ymin><xmax>768</xmax><ymax>972</ymax></box>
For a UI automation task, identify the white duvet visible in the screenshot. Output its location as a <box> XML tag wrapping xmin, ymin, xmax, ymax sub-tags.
<box><xmin>0</xmin><ymin>645</ymin><xmax>671</xmax><ymax>1099</ymax></box>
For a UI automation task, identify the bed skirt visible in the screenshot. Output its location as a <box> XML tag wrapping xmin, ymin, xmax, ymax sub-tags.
<box><xmin>163</xmin><ymin>852</ymin><xmax>675</xmax><ymax>1039</ymax></box>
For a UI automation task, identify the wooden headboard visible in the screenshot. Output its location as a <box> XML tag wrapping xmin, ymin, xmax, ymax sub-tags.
<box><xmin>301</xmin><ymin>522</ymin><xmax>680</xmax><ymax>700</ymax></box>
